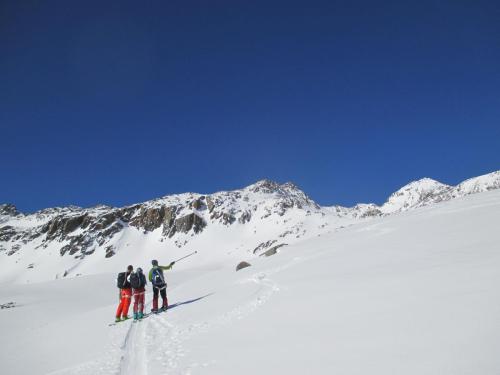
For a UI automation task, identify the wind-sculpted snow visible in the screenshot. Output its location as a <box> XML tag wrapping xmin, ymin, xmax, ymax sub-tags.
<box><xmin>0</xmin><ymin>171</ymin><xmax>499</xmax><ymax>283</ymax></box>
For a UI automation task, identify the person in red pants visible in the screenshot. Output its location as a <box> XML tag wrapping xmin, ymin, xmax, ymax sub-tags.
<box><xmin>130</xmin><ymin>267</ymin><xmax>147</xmax><ymax>320</ymax></box>
<box><xmin>115</xmin><ymin>265</ymin><xmax>133</xmax><ymax>322</ymax></box>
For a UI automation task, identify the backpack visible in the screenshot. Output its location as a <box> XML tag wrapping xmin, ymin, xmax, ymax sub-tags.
<box><xmin>117</xmin><ymin>272</ymin><xmax>126</xmax><ymax>288</ymax></box>
<box><xmin>151</xmin><ymin>267</ymin><xmax>165</xmax><ymax>287</ymax></box>
<box><xmin>130</xmin><ymin>272</ymin><xmax>146</xmax><ymax>289</ymax></box>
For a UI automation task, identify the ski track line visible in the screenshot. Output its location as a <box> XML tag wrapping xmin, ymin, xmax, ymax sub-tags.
<box><xmin>120</xmin><ymin>259</ymin><xmax>297</xmax><ymax>374</ymax></box>
<box><xmin>119</xmin><ymin>320</ymin><xmax>149</xmax><ymax>375</ymax></box>
<box><xmin>145</xmin><ymin>267</ymin><xmax>286</xmax><ymax>374</ymax></box>
<box><xmin>118</xmin><ymin>301</ymin><xmax>154</xmax><ymax>375</ymax></box>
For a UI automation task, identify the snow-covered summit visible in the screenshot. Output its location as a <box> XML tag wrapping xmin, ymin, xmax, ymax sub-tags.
<box><xmin>453</xmin><ymin>170</ymin><xmax>500</xmax><ymax>197</ymax></box>
<box><xmin>380</xmin><ymin>178</ymin><xmax>452</xmax><ymax>214</ymax></box>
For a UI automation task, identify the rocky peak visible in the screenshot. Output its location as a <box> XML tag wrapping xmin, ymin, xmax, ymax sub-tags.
<box><xmin>0</xmin><ymin>204</ymin><xmax>21</xmax><ymax>217</ymax></box>
<box><xmin>245</xmin><ymin>180</ymin><xmax>318</xmax><ymax>209</ymax></box>
<box><xmin>247</xmin><ymin>179</ymin><xmax>283</xmax><ymax>194</ymax></box>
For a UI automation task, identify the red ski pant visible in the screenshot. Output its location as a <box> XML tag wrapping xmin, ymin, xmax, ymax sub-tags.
<box><xmin>133</xmin><ymin>288</ymin><xmax>145</xmax><ymax>314</ymax></box>
<box><xmin>152</xmin><ymin>286</ymin><xmax>168</xmax><ymax>310</ymax></box>
<box><xmin>116</xmin><ymin>288</ymin><xmax>132</xmax><ymax>318</ymax></box>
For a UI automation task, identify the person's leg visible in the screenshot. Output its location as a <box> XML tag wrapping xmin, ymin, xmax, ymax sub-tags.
<box><xmin>152</xmin><ymin>287</ymin><xmax>159</xmax><ymax>311</ymax></box>
<box><xmin>139</xmin><ymin>289</ymin><xmax>144</xmax><ymax>314</ymax></box>
<box><xmin>138</xmin><ymin>290</ymin><xmax>145</xmax><ymax>318</ymax></box>
<box><xmin>116</xmin><ymin>290</ymin><xmax>124</xmax><ymax>319</ymax></box>
<box><xmin>160</xmin><ymin>288</ymin><xmax>168</xmax><ymax>310</ymax></box>
<box><xmin>122</xmin><ymin>289</ymin><xmax>132</xmax><ymax>318</ymax></box>
<box><xmin>132</xmin><ymin>290</ymin><xmax>139</xmax><ymax>319</ymax></box>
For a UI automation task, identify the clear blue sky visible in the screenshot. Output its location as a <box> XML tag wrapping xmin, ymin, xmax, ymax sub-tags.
<box><xmin>1</xmin><ymin>0</ymin><xmax>499</xmax><ymax>213</ymax></box>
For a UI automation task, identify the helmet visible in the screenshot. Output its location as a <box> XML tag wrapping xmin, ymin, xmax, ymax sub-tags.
<box><xmin>137</xmin><ymin>267</ymin><xmax>143</xmax><ymax>273</ymax></box>
<box><xmin>127</xmin><ymin>265</ymin><xmax>133</xmax><ymax>272</ymax></box>
<box><xmin>151</xmin><ymin>259</ymin><xmax>158</xmax><ymax>266</ymax></box>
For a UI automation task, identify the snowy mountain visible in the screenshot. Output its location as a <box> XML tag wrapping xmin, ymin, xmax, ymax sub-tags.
<box><xmin>333</xmin><ymin>170</ymin><xmax>500</xmax><ymax>215</ymax></box>
<box><xmin>0</xmin><ymin>171</ymin><xmax>499</xmax><ymax>284</ymax></box>
<box><xmin>380</xmin><ymin>178</ymin><xmax>452</xmax><ymax>214</ymax></box>
<box><xmin>1</xmin><ymin>177</ymin><xmax>500</xmax><ymax>375</ymax></box>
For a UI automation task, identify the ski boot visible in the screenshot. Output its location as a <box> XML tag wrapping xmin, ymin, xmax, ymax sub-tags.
<box><xmin>138</xmin><ymin>312</ymin><xmax>144</xmax><ymax>319</ymax></box>
<box><xmin>115</xmin><ymin>317</ymin><xmax>121</xmax><ymax>323</ymax></box>
<box><xmin>133</xmin><ymin>312</ymin><xmax>138</xmax><ymax>321</ymax></box>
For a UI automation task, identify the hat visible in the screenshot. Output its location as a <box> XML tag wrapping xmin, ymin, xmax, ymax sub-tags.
<box><xmin>151</xmin><ymin>259</ymin><xmax>158</xmax><ymax>266</ymax></box>
<box><xmin>137</xmin><ymin>267</ymin><xmax>143</xmax><ymax>273</ymax></box>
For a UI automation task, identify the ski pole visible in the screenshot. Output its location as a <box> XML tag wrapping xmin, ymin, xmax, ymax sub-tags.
<box><xmin>173</xmin><ymin>251</ymin><xmax>198</xmax><ymax>263</ymax></box>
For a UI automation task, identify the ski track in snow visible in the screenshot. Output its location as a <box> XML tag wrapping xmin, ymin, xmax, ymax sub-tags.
<box><xmin>115</xmin><ymin>263</ymin><xmax>288</xmax><ymax>375</ymax></box>
<box><xmin>119</xmin><ymin>319</ymin><xmax>149</xmax><ymax>375</ymax></box>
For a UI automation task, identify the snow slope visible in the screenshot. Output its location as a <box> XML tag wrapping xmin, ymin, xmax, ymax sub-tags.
<box><xmin>2</xmin><ymin>171</ymin><xmax>500</xmax><ymax>286</ymax></box>
<box><xmin>1</xmin><ymin>188</ymin><xmax>499</xmax><ymax>374</ymax></box>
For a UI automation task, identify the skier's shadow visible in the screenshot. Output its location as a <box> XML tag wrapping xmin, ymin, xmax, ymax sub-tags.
<box><xmin>168</xmin><ymin>293</ymin><xmax>213</xmax><ymax>310</ymax></box>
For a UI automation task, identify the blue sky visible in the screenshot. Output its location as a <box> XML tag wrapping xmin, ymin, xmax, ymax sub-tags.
<box><xmin>1</xmin><ymin>0</ymin><xmax>499</xmax><ymax>212</ymax></box>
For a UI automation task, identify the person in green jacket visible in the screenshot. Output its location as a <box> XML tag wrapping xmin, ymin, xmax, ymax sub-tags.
<box><xmin>149</xmin><ymin>259</ymin><xmax>175</xmax><ymax>313</ymax></box>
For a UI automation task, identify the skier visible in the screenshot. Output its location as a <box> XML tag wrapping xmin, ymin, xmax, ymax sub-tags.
<box><xmin>130</xmin><ymin>267</ymin><xmax>147</xmax><ymax>320</ymax></box>
<box><xmin>149</xmin><ymin>259</ymin><xmax>175</xmax><ymax>313</ymax></box>
<box><xmin>115</xmin><ymin>265</ymin><xmax>133</xmax><ymax>322</ymax></box>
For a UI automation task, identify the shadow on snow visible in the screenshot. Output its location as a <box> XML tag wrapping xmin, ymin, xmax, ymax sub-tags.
<box><xmin>168</xmin><ymin>293</ymin><xmax>213</xmax><ymax>310</ymax></box>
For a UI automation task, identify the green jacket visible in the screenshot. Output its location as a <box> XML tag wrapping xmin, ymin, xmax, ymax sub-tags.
<box><xmin>148</xmin><ymin>264</ymin><xmax>173</xmax><ymax>283</ymax></box>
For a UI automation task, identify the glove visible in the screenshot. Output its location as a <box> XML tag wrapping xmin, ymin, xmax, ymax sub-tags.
<box><xmin>170</xmin><ymin>261</ymin><xmax>175</xmax><ymax>267</ymax></box>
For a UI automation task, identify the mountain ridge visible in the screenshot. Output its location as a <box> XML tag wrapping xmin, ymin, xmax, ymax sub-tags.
<box><xmin>0</xmin><ymin>170</ymin><xmax>499</xmax><ymax>283</ymax></box>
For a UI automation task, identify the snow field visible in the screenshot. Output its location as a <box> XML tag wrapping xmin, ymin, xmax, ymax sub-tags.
<box><xmin>0</xmin><ymin>189</ymin><xmax>499</xmax><ymax>374</ymax></box>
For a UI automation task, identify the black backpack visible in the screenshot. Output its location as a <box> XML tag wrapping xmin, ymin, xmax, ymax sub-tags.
<box><xmin>117</xmin><ymin>272</ymin><xmax>126</xmax><ymax>288</ymax></box>
<box><xmin>130</xmin><ymin>272</ymin><xmax>146</xmax><ymax>289</ymax></box>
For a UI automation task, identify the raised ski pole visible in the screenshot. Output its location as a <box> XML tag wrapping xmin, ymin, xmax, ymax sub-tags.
<box><xmin>173</xmin><ymin>251</ymin><xmax>197</xmax><ymax>263</ymax></box>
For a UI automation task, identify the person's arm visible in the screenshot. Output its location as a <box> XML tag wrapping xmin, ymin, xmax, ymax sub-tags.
<box><xmin>148</xmin><ymin>269</ymin><xmax>153</xmax><ymax>282</ymax></box>
<box><xmin>160</xmin><ymin>262</ymin><xmax>175</xmax><ymax>271</ymax></box>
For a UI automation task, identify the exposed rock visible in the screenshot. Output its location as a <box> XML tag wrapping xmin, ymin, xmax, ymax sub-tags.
<box><xmin>221</xmin><ymin>213</ymin><xmax>236</xmax><ymax>225</ymax></box>
<box><xmin>63</xmin><ymin>215</ymin><xmax>86</xmax><ymax>234</ymax></box>
<box><xmin>190</xmin><ymin>198</ymin><xmax>205</xmax><ymax>210</ymax></box>
<box><xmin>259</xmin><ymin>243</ymin><xmax>287</xmax><ymax>257</ymax></box>
<box><xmin>0</xmin><ymin>204</ymin><xmax>21</xmax><ymax>217</ymax></box>
<box><xmin>130</xmin><ymin>207</ymin><xmax>165</xmax><ymax>232</ymax></box>
<box><xmin>161</xmin><ymin>206</ymin><xmax>178</xmax><ymax>236</ymax></box>
<box><xmin>97</xmin><ymin>223</ymin><xmax>123</xmax><ymax>245</ymax></box>
<box><xmin>0</xmin><ymin>226</ymin><xmax>17</xmax><ymax>242</ymax></box>
<box><xmin>206</xmin><ymin>197</ymin><xmax>216</xmax><ymax>213</ymax></box>
<box><xmin>250</xmin><ymin>179</ymin><xmax>282</xmax><ymax>194</ymax></box>
<box><xmin>253</xmin><ymin>240</ymin><xmax>277</xmax><ymax>254</ymax></box>
<box><xmin>360</xmin><ymin>208</ymin><xmax>382</xmax><ymax>218</ymax></box>
<box><xmin>105</xmin><ymin>245</ymin><xmax>115</xmax><ymax>258</ymax></box>
<box><xmin>238</xmin><ymin>210</ymin><xmax>252</xmax><ymax>224</ymax></box>
<box><xmin>174</xmin><ymin>213</ymin><xmax>206</xmax><ymax>234</ymax></box>
<box><xmin>93</xmin><ymin>213</ymin><xmax>116</xmax><ymax>230</ymax></box>
<box><xmin>117</xmin><ymin>205</ymin><xmax>140</xmax><ymax>222</ymax></box>
<box><xmin>0</xmin><ymin>302</ymin><xmax>16</xmax><ymax>309</ymax></box>
<box><xmin>236</xmin><ymin>261</ymin><xmax>251</xmax><ymax>271</ymax></box>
